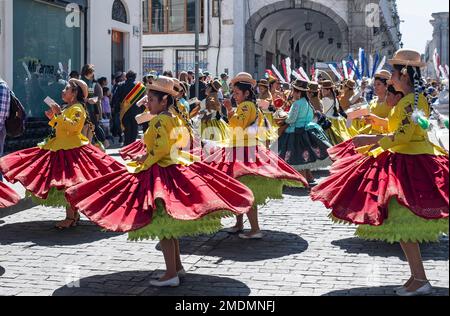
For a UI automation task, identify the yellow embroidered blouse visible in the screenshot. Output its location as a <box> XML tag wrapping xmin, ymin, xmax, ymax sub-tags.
<box><xmin>39</xmin><ymin>103</ymin><xmax>89</xmax><ymax>151</ymax></box>
<box><xmin>358</xmin><ymin>98</ymin><xmax>392</xmax><ymax>135</ymax></box>
<box><xmin>374</xmin><ymin>93</ymin><xmax>446</xmax><ymax>156</ymax></box>
<box><xmin>228</xmin><ymin>101</ymin><xmax>266</xmax><ymax>147</ymax></box>
<box><xmin>126</xmin><ymin>113</ymin><xmax>197</xmax><ymax>174</ymax></box>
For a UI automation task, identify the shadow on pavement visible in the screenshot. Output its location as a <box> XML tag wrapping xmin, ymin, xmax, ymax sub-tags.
<box><xmin>0</xmin><ymin>220</ymin><xmax>122</xmax><ymax>247</ymax></box>
<box><xmin>0</xmin><ymin>266</ymin><xmax>5</xmax><ymax>277</ymax></box>
<box><xmin>332</xmin><ymin>237</ymin><xmax>449</xmax><ymax>262</ymax></box>
<box><xmin>175</xmin><ymin>230</ymin><xmax>308</xmax><ymax>263</ymax></box>
<box><xmin>52</xmin><ymin>270</ymin><xmax>251</xmax><ymax>296</ymax></box>
<box><xmin>0</xmin><ymin>198</ymin><xmax>36</xmax><ymax>219</ymax></box>
<box><xmin>323</xmin><ymin>285</ymin><xmax>449</xmax><ymax>296</ymax></box>
<box><xmin>282</xmin><ymin>187</ymin><xmax>311</xmax><ymax>197</ymax></box>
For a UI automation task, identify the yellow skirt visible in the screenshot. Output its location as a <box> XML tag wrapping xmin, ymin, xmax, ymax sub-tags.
<box><xmin>201</xmin><ymin>119</ymin><xmax>230</xmax><ymax>142</ymax></box>
<box><xmin>263</xmin><ymin>112</ymin><xmax>279</xmax><ymax>143</ymax></box>
<box><xmin>325</xmin><ymin>118</ymin><xmax>352</xmax><ymax>145</ymax></box>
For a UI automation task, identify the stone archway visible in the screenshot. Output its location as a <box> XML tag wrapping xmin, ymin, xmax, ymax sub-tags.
<box><xmin>245</xmin><ymin>0</ymin><xmax>349</xmax><ymax>76</ymax></box>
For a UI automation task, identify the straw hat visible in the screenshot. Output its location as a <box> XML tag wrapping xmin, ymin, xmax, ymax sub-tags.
<box><xmin>320</xmin><ymin>80</ymin><xmax>335</xmax><ymax>90</ymax></box>
<box><xmin>209</xmin><ymin>79</ymin><xmax>223</xmax><ymax>92</ymax></box>
<box><xmin>374</xmin><ymin>70</ymin><xmax>392</xmax><ymax>81</ymax></box>
<box><xmin>258</xmin><ymin>79</ymin><xmax>270</xmax><ymax>87</ymax></box>
<box><xmin>68</xmin><ymin>78</ymin><xmax>88</xmax><ymax>99</ymax></box>
<box><xmin>291</xmin><ymin>79</ymin><xmax>310</xmax><ymax>92</ymax></box>
<box><xmin>230</xmin><ymin>72</ymin><xmax>257</xmax><ymax>87</ymax></box>
<box><xmin>308</xmin><ymin>81</ymin><xmax>320</xmax><ymax>93</ymax></box>
<box><xmin>172</xmin><ymin>78</ymin><xmax>183</xmax><ymax>93</ymax></box>
<box><xmin>388</xmin><ymin>49</ymin><xmax>426</xmax><ymax>68</ymax></box>
<box><xmin>344</xmin><ymin>79</ymin><xmax>356</xmax><ymax>90</ymax></box>
<box><xmin>147</xmin><ymin>76</ymin><xmax>178</xmax><ymax>97</ymax></box>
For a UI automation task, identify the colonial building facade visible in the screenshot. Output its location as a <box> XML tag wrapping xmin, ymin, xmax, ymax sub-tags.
<box><xmin>424</xmin><ymin>12</ymin><xmax>449</xmax><ymax>79</ymax></box>
<box><xmin>142</xmin><ymin>0</ymin><xmax>402</xmax><ymax>78</ymax></box>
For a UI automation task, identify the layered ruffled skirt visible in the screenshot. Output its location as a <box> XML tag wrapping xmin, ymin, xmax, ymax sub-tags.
<box><xmin>0</xmin><ymin>145</ymin><xmax>122</xmax><ymax>207</ymax></box>
<box><xmin>311</xmin><ymin>151</ymin><xmax>449</xmax><ymax>243</ymax></box>
<box><xmin>204</xmin><ymin>145</ymin><xmax>308</xmax><ymax>206</ymax></box>
<box><xmin>0</xmin><ymin>182</ymin><xmax>20</xmax><ymax>208</ymax></box>
<box><xmin>120</xmin><ymin>139</ymin><xmax>146</xmax><ymax>161</ymax></box>
<box><xmin>325</xmin><ymin>118</ymin><xmax>352</xmax><ymax>145</ymax></box>
<box><xmin>65</xmin><ymin>162</ymin><xmax>254</xmax><ymax>240</ymax></box>
<box><xmin>328</xmin><ymin>139</ymin><xmax>359</xmax><ymax>162</ymax></box>
<box><xmin>277</xmin><ymin>125</ymin><xmax>332</xmax><ymax>171</ymax></box>
<box><xmin>200</xmin><ymin>119</ymin><xmax>230</xmax><ymax>142</ymax></box>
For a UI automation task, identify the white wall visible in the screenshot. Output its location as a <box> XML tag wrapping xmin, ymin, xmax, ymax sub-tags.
<box><xmin>88</xmin><ymin>0</ymin><xmax>142</xmax><ymax>81</ymax></box>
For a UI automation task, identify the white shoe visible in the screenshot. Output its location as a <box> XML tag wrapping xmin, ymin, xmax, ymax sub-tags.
<box><xmin>223</xmin><ymin>227</ymin><xmax>244</xmax><ymax>234</ymax></box>
<box><xmin>396</xmin><ymin>280</ymin><xmax>433</xmax><ymax>296</ymax></box>
<box><xmin>150</xmin><ymin>276</ymin><xmax>180</xmax><ymax>288</ymax></box>
<box><xmin>238</xmin><ymin>232</ymin><xmax>264</xmax><ymax>240</ymax></box>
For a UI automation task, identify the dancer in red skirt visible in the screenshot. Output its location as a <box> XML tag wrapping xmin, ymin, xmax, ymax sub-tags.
<box><xmin>311</xmin><ymin>49</ymin><xmax>449</xmax><ymax>296</ymax></box>
<box><xmin>328</xmin><ymin>84</ymin><xmax>405</xmax><ymax>164</ymax></box>
<box><xmin>204</xmin><ymin>72</ymin><xmax>308</xmax><ymax>239</ymax></box>
<box><xmin>0</xmin><ymin>182</ymin><xmax>19</xmax><ymax>208</ymax></box>
<box><xmin>119</xmin><ymin>78</ymin><xmax>199</xmax><ymax>161</ymax></box>
<box><xmin>0</xmin><ymin>79</ymin><xmax>122</xmax><ymax>229</ymax></box>
<box><xmin>66</xmin><ymin>76</ymin><xmax>254</xmax><ymax>287</ymax></box>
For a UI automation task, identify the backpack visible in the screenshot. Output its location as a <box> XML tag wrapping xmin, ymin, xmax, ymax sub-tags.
<box><xmin>5</xmin><ymin>91</ymin><xmax>26</xmax><ymax>138</ymax></box>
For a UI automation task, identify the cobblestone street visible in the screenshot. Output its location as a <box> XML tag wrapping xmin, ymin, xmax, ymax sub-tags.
<box><xmin>0</xmin><ymin>148</ymin><xmax>448</xmax><ymax>296</ymax></box>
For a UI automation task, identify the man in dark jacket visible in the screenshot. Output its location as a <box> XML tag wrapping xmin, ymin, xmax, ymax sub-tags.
<box><xmin>189</xmin><ymin>72</ymin><xmax>208</xmax><ymax>103</ymax></box>
<box><xmin>112</xmin><ymin>70</ymin><xmax>141</xmax><ymax>146</ymax></box>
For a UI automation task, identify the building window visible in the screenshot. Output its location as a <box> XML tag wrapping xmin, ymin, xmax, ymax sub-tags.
<box><xmin>144</xmin><ymin>0</ymin><xmax>204</xmax><ymax>34</ymax></box>
<box><xmin>212</xmin><ymin>0</ymin><xmax>220</xmax><ymax>17</ymax></box>
<box><xmin>13</xmin><ymin>0</ymin><xmax>83</xmax><ymax>118</ymax></box>
<box><xmin>143</xmin><ymin>50</ymin><xmax>164</xmax><ymax>74</ymax></box>
<box><xmin>175</xmin><ymin>50</ymin><xmax>208</xmax><ymax>75</ymax></box>
<box><xmin>112</xmin><ymin>0</ymin><xmax>128</xmax><ymax>23</ymax></box>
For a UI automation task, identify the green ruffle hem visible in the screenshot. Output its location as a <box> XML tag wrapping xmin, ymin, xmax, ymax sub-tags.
<box><xmin>238</xmin><ymin>175</ymin><xmax>305</xmax><ymax>207</ymax></box>
<box><xmin>330</xmin><ymin>199</ymin><xmax>449</xmax><ymax>244</ymax></box>
<box><xmin>128</xmin><ymin>199</ymin><xmax>234</xmax><ymax>241</ymax></box>
<box><xmin>26</xmin><ymin>187</ymin><xmax>69</xmax><ymax>208</ymax></box>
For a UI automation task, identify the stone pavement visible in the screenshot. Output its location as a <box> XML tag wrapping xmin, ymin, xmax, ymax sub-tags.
<box><xmin>0</xmin><ymin>146</ymin><xmax>448</xmax><ymax>296</ymax></box>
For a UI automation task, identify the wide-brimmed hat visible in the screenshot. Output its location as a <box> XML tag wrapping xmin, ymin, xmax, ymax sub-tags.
<box><xmin>374</xmin><ymin>70</ymin><xmax>392</xmax><ymax>81</ymax></box>
<box><xmin>308</xmin><ymin>81</ymin><xmax>320</xmax><ymax>93</ymax></box>
<box><xmin>231</xmin><ymin>72</ymin><xmax>257</xmax><ymax>87</ymax></box>
<box><xmin>258</xmin><ymin>79</ymin><xmax>270</xmax><ymax>87</ymax></box>
<box><xmin>344</xmin><ymin>79</ymin><xmax>356</xmax><ymax>90</ymax></box>
<box><xmin>291</xmin><ymin>79</ymin><xmax>310</xmax><ymax>92</ymax></box>
<box><xmin>209</xmin><ymin>80</ymin><xmax>223</xmax><ymax>92</ymax></box>
<box><xmin>68</xmin><ymin>78</ymin><xmax>88</xmax><ymax>99</ymax></box>
<box><xmin>146</xmin><ymin>76</ymin><xmax>178</xmax><ymax>97</ymax></box>
<box><xmin>388</xmin><ymin>49</ymin><xmax>426</xmax><ymax>68</ymax></box>
<box><xmin>320</xmin><ymin>80</ymin><xmax>335</xmax><ymax>90</ymax></box>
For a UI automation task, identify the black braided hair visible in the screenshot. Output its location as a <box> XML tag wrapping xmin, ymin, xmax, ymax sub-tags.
<box><xmin>394</xmin><ymin>64</ymin><xmax>424</xmax><ymax>115</ymax></box>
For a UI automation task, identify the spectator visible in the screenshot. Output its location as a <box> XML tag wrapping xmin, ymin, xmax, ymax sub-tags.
<box><xmin>220</xmin><ymin>73</ymin><xmax>230</xmax><ymax>98</ymax></box>
<box><xmin>80</xmin><ymin>64</ymin><xmax>103</xmax><ymax>138</ymax></box>
<box><xmin>163</xmin><ymin>70</ymin><xmax>174</xmax><ymax>78</ymax></box>
<box><xmin>187</xmin><ymin>71</ymin><xmax>194</xmax><ymax>85</ymax></box>
<box><xmin>69</xmin><ymin>71</ymin><xmax>80</xmax><ymax>79</ymax></box>
<box><xmin>0</xmin><ymin>77</ymin><xmax>10</xmax><ymax>181</ymax></box>
<box><xmin>189</xmin><ymin>72</ymin><xmax>208</xmax><ymax>102</ymax></box>
<box><xmin>102</xmin><ymin>87</ymin><xmax>112</xmax><ymax>119</ymax></box>
<box><xmin>112</xmin><ymin>70</ymin><xmax>142</xmax><ymax>146</ymax></box>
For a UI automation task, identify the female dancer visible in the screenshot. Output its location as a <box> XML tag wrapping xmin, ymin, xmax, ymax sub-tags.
<box><xmin>206</xmin><ymin>72</ymin><xmax>308</xmax><ymax>239</ymax></box>
<box><xmin>0</xmin><ymin>79</ymin><xmax>122</xmax><ymax>229</ymax></box>
<box><xmin>277</xmin><ymin>79</ymin><xmax>332</xmax><ymax>184</ymax></box>
<box><xmin>66</xmin><ymin>76</ymin><xmax>254</xmax><ymax>287</ymax></box>
<box><xmin>311</xmin><ymin>49</ymin><xmax>448</xmax><ymax>296</ymax></box>
<box><xmin>321</xmin><ymin>80</ymin><xmax>352</xmax><ymax>145</ymax></box>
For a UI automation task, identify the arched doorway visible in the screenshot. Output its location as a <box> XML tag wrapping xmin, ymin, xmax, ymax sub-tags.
<box><xmin>245</xmin><ymin>0</ymin><xmax>349</xmax><ymax>78</ymax></box>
